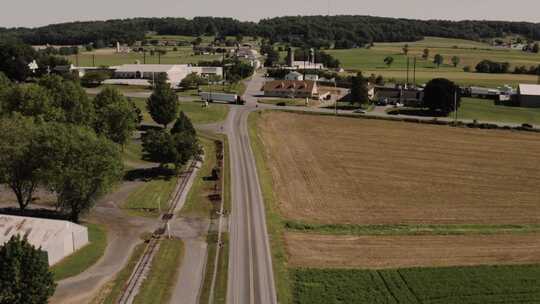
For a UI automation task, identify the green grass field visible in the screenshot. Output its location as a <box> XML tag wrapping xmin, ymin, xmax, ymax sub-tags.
<box><xmin>454</xmin><ymin>98</ymin><xmax>540</xmax><ymax>124</ymax></box>
<box><xmin>67</xmin><ymin>47</ymin><xmax>221</xmax><ymax>67</ymax></box>
<box><xmin>325</xmin><ymin>37</ymin><xmax>540</xmax><ymax>87</ymax></box>
<box><xmin>133</xmin><ymin>239</ymin><xmax>184</xmax><ymax>304</ymax></box>
<box><xmin>122</xmin><ymin>175</ymin><xmax>177</xmax><ymax>217</ymax></box>
<box><xmin>131</xmin><ymin>98</ymin><xmax>229</xmax><ymax>125</ymax></box>
<box><xmin>51</xmin><ymin>223</ymin><xmax>107</xmax><ymax>281</ymax></box>
<box><xmin>292</xmin><ymin>265</ymin><xmax>540</xmax><ymax>304</ymax></box>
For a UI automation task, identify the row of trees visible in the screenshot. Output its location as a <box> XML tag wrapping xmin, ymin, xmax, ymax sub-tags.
<box><xmin>3</xmin><ymin>16</ymin><xmax>540</xmax><ymax>48</ymax></box>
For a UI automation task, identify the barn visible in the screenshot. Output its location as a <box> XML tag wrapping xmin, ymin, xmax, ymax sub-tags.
<box><xmin>518</xmin><ymin>84</ymin><xmax>540</xmax><ymax>108</ymax></box>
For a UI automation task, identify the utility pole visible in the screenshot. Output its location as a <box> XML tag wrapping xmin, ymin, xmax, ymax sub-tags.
<box><xmin>413</xmin><ymin>57</ymin><xmax>417</xmax><ymax>87</ymax></box>
<box><xmin>406</xmin><ymin>57</ymin><xmax>410</xmax><ymax>86</ymax></box>
<box><xmin>143</xmin><ymin>51</ymin><xmax>146</xmax><ymax>64</ymax></box>
<box><xmin>158</xmin><ymin>52</ymin><xmax>161</xmax><ymax>64</ymax></box>
<box><xmin>454</xmin><ymin>88</ymin><xmax>458</xmax><ymax>123</ymax></box>
<box><xmin>92</xmin><ymin>54</ymin><xmax>95</xmax><ymax>67</ymax></box>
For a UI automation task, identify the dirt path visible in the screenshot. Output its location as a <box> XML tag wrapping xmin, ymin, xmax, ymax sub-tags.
<box><xmin>50</xmin><ymin>182</ymin><xmax>159</xmax><ymax>304</ymax></box>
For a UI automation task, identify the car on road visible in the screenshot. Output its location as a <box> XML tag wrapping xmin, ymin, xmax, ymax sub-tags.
<box><xmin>353</xmin><ymin>109</ymin><xmax>366</xmax><ymax>114</ymax></box>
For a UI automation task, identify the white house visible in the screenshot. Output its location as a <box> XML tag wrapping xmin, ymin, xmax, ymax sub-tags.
<box><xmin>0</xmin><ymin>215</ymin><xmax>89</xmax><ymax>266</ymax></box>
<box><xmin>285</xmin><ymin>71</ymin><xmax>304</xmax><ymax>81</ymax></box>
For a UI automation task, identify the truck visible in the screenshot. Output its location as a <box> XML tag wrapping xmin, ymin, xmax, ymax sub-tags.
<box><xmin>199</xmin><ymin>92</ymin><xmax>244</xmax><ymax>104</ymax></box>
<box><xmin>469</xmin><ymin>87</ymin><xmax>500</xmax><ymax>99</ymax></box>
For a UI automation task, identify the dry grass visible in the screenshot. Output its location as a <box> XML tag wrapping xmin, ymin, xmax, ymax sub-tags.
<box><xmin>256</xmin><ymin>111</ymin><xmax>540</xmax><ymax>225</ymax></box>
<box><xmin>285</xmin><ymin>232</ymin><xmax>540</xmax><ymax>269</ymax></box>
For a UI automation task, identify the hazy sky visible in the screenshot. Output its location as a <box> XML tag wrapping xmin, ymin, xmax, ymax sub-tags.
<box><xmin>1</xmin><ymin>0</ymin><xmax>540</xmax><ymax>28</ymax></box>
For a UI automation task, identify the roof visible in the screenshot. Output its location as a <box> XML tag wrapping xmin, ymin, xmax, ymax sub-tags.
<box><xmin>263</xmin><ymin>80</ymin><xmax>317</xmax><ymax>93</ymax></box>
<box><xmin>111</xmin><ymin>64</ymin><xmax>187</xmax><ymax>73</ymax></box>
<box><xmin>519</xmin><ymin>84</ymin><xmax>540</xmax><ymax>96</ymax></box>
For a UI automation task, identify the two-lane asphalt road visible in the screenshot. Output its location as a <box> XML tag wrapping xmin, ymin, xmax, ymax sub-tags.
<box><xmin>225</xmin><ymin>73</ymin><xmax>277</xmax><ymax>304</ymax></box>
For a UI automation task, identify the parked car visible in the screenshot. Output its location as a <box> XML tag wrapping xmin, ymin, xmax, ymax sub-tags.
<box><xmin>353</xmin><ymin>109</ymin><xmax>366</xmax><ymax>114</ymax></box>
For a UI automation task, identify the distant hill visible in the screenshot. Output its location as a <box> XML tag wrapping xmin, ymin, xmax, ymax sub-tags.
<box><xmin>1</xmin><ymin>15</ymin><xmax>539</xmax><ymax>48</ymax></box>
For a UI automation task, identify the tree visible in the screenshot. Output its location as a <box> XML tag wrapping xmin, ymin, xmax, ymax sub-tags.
<box><xmin>38</xmin><ymin>75</ymin><xmax>95</xmax><ymax>126</ymax></box>
<box><xmin>264</xmin><ymin>48</ymin><xmax>280</xmax><ymax>67</ymax></box>
<box><xmin>142</xmin><ymin>129</ymin><xmax>175</xmax><ymax>166</ymax></box>
<box><xmin>384</xmin><ymin>56</ymin><xmax>394</xmax><ymax>67</ymax></box>
<box><xmin>451</xmin><ymin>56</ymin><xmax>461</xmax><ymax>67</ymax></box>
<box><xmin>402</xmin><ymin>44</ymin><xmax>409</xmax><ymax>55</ymax></box>
<box><xmin>532</xmin><ymin>42</ymin><xmax>540</xmax><ymax>53</ymax></box>
<box><xmin>0</xmin><ymin>40</ymin><xmax>35</xmax><ymax>81</ymax></box>
<box><xmin>171</xmin><ymin>111</ymin><xmax>195</xmax><ymax>136</ymax></box>
<box><xmin>433</xmin><ymin>54</ymin><xmax>444</xmax><ymax>68</ymax></box>
<box><xmin>350</xmin><ymin>73</ymin><xmax>369</xmax><ymax>105</ymax></box>
<box><xmin>422</xmin><ymin>48</ymin><xmax>430</xmax><ymax>60</ymax></box>
<box><xmin>94</xmin><ymin>87</ymin><xmax>139</xmax><ymax>145</ymax></box>
<box><xmin>180</xmin><ymin>72</ymin><xmax>207</xmax><ymax>89</ymax></box>
<box><xmin>47</xmin><ymin>124</ymin><xmax>123</xmax><ymax>222</ymax></box>
<box><xmin>147</xmin><ymin>74</ymin><xmax>179</xmax><ymax>128</ymax></box>
<box><xmin>2</xmin><ymin>84</ymin><xmax>64</xmax><ymax>122</ymax></box>
<box><xmin>81</xmin><ymin>71</ymin><xmax>110</xmax><ymax>87</ymax></box>
<box><xmin>192</xmin><ymin>37</ymin><xmax>203</xmax><ymax>46</ymax></box>
<box><xmin>0</xmin><ymin>235</ymin><xmax>56</xmax><ymax>304</ymax></box>
<box><xmin>0</xmin><ymin>118</ymin><xmax>45</xmax><ymax>210</ymax></box>
<box><xmin>423</xmin><ymin>78</ymin><xmax>460</xmax><ymax>115</ymax></box>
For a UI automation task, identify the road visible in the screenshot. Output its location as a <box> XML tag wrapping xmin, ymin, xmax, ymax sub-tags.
<box><xmin>225</xmin><ymin>73</ymin><xmax>277</xmax><ymax>304</ymax></box>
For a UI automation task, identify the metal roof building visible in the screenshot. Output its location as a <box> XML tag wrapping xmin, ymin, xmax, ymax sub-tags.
<box><xmin>518</xmin><ymin>84</ymin><xmax>540</xmax><ymax>108</ymax></box>
<box><xmin>0</xmin><ymin>215</ymin><xmax>89</xmax><ymax>265</ymax></box>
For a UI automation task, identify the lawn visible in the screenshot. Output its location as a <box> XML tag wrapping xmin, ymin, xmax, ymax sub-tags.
<box><xmin>325</xmin><ymin>37</ymin><xmax>540</xmax><ymax>87</ymax></box>
<box><xmin>131</xmin><ymin>98</ymin><xmax>229</xmax><ymax>125</ymax></box>
<box><xmin>133</xmin><ymin>239</ymin><xmax>184</xmax><ymax>304</ymax></box>
<box><xmin>292</xmin><ymin>265</ymin><xmax>540</xmax><ymax>304</ymax></box>
<box><xmin>199</xmin><ymin>233</ymin><xmax>229</xmax><ymax>304</ymax></box>
<box><xmin>122</xmin><ymin>174</ymin><xmax>178</xmax><ymax>217</ymax></box>
<box><xmin>66</xmin><ymin>47</ymin><xmax>221</xmax><ymax>67</ymax></box>
<box><xmin>453</xmin><ymin>97</ymin><xmax>540</xmax><ymax>124</ymax></box>
<box><xmin>51</xmin><ymin>223</ymin><xmax>107</xmax><ymax>281</ymax></box>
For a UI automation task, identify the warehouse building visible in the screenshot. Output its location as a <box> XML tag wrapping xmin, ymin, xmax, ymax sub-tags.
<box><xmin>517</xmin><ymin>84</ymin><xmax>540</xmax><ymax>107</ymax></box>
<box><xmin>110</xmin><ymin>64</ymin><xmax>223</xmax><ymax>87</ymax></box>
<box><xmin>0</xmin><ymin>215</ymin><xmax>89</xmax><ymax>265</ymax></box>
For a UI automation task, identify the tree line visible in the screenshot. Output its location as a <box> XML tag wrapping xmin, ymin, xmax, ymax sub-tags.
<box><xmin>2</xmin><ymin>15</ymin><xmax>540</xmax><ymax>48</ymax></box>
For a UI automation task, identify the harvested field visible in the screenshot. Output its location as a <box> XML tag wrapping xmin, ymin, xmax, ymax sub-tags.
<box><xmin>256</xmin><ymin>111</ymin><xmax>540</xmax><ymax>225</ymax></box>
<box><xmin>285</xmin><ymin>232</ymin><xmax>540</xmax><ymax>269</ymax></box>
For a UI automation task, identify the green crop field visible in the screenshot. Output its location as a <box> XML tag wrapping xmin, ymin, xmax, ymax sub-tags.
<box><xmin>292</xmin><ymin>265</ymin><xmax>540</xmax><ymax>304</ymax></box>
<box><xmin>325</xmin><ymin>37</ymin><xmax>540</xmax><ymax>87</ymax></box>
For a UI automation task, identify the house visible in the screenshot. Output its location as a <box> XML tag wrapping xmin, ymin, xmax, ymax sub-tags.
<box><xmin>0</xmin><ymin>215</ymin><xmax>88</xmax><ymax>265</ymax></box>
<box><xmin>263</xmin><ymin>80</ymin><xmax>318</xmax><ymax>99</ymax></box>
<box><xmin>517</xmin><ymin>84</ymin><xmax>540</xmax><ymax>107</ymax></box>
<box><xmin>374</xmin><ymin>86</ymin><xmax>424</xmax><ymax>106</ymax></box>
<box><xmin>110</xmin><ymin>64</ymin><xmax>223</xmax><ymax>87</ymax></box>
<box><xmin>285</xmin><ymin>71</ymin><xmax>304</xmax><ymax>81</ymax></box>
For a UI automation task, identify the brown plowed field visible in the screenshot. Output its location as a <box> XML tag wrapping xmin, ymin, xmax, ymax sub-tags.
<box><xmin>257</xmin><ymin>112</ymin><xmax>540</xmax><ymax>225</ymax></box>
<box><xmin>285</xmin><ymin>232</ymin><xmax>540</xmax><ymax>269</ymax></box>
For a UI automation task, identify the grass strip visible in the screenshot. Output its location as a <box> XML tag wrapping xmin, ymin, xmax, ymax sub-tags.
<box><xmin>51</xmin><ymin>223</ymin><xmax>107</xmax><ymax>281</ymax></box>
<box><xmin>284</xmin><ymin>221</ymin><xmax>540</xmax><ymax>236</ymax></box>
<box><xmin>133</xmin><ymin>239</ymin><xmax>184</xmax><ymax>304</ymax></box>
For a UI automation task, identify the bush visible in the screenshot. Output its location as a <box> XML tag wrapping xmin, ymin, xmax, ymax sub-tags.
<box><xmin>276</xmin><ymin>102</ymin><xmax>286</xmax><ymax>106</ymax></box>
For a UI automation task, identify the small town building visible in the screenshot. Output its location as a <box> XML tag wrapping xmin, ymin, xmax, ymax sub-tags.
<box><xmin>517</xmin><ymin>84</ymin><xmax>540</xmax><ymax>107</ymax></box>
<box><xmin>0</xmin><ymin>215</ymin><xmax>89</xmax><ymax>265</ymax></box>
<box><xmin>284</xmin><ymin>71</ymin><xmax>304</xmax><ymax>81</ymax></box>
<box><xmin>53</xmin><ymin>65</ymin><xmax>109</xmax><ymax>78</ymax></box>
<box><xmin>263</xmin><ymin>80</ymin><xmax>318</xmax><ymax>99</ymax></box>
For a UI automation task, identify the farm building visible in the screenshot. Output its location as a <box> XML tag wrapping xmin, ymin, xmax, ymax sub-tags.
<box><xmin>517</xmin><ymin>84</ymin><xmax>540</xmax><ymax>107</ymax></box>
<box><xmin>0</xmin><ymin>215</ymin><xmax>89</xmax><ymax>265</ymax></box>
<box><xmin>285</xmin><ymin>71</ymin><xmax>304</xmax><ymax>81</ymax></box>
<box><xmin>110</xmin><ymin>64</ymin><xmax>223</xmax><ymax>87</ymax></box>
<box><xmin>374</xmin><ymin>86</ymin><xmax>424</xmax><ymax>106</ymax></box>
<box><xmin>263</xmin><ymin>80</ymin><xmax>319</xmax><ymax>99</ymax></box>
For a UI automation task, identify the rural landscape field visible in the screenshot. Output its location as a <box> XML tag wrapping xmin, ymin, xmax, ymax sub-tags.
<box><xmin>252</xmin><ymin>111</ymin><xmax>540</xmax><ymax>303</ymax></box>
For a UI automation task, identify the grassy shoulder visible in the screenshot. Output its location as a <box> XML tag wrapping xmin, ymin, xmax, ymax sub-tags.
<box><xmin>248</xmin><ymin>111</ymin><xmax>292</xmax><ymax>304</ymax></box>
<box><xmin>258</xmin><ymin>99</ymin><xmax>308</xmax><ymax>107</ymax></box>
<box><xmin>292</xmin><ymin>265</ymin><xmax>540</xmax><ymax>304</ymax></box>
<box><xmin>95</xmin><ymin>242</ymin><xmax>146</xmax><ymax>304</ymax></box>
<box><xmin>51</xmin><ymin>223</ymin><xmax>107</xmax><ymax>281</ymax></box>
<box><xmin>133</xmin><ymin>239</ymin><xmax>184</xmax><ymax>304</ymax></box>
<box><xmin>453</xmin><ymin>98</ymin><xmax>540</xmax><ymax>125</ymax></box>
<box><xmin>199</xmin><ymin>233</ymin><xmax>229</xmax><ymax>304</ymax></box>
<box><xmin>131</xmin><ymin>98</ymin><xmax>229</xmax><ymax>125</ymax></box>
<box><xmin>285</xmin><ymin>220</ymin><xmax>540</xmax><ymax>236</ymax></box>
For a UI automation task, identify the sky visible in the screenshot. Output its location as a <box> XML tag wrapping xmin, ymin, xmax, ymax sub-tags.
<box><xmin>1</xmin><ymin>0</ymin><xmax>540</xmax><ymax>28</ymax></box>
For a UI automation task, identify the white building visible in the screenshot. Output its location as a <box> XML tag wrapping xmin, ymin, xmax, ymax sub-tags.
<box><xmin>110</xmin><ymin>64</ymin><xmax>223</xmax><ymax>87</ymax></box>
<box><xmin>0</xmin><ymin>215</ymin><xmax>89</xmax><ymax>266</ymax></box>
<box><xmin>285</xmin><ymin>71</ymin><xmax>304</xmax><ymax>81</ymax></box>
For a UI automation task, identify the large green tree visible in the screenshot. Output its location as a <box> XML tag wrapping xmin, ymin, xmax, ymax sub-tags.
<box><xmin>350</xmin><ymin>73</ymin><xmax>369</xmax><ymax>105</ymax></box>
<box><xmin>171</xmin><ymin>111</ymin><xmax>195</xmax><ymax>136</ymax></box>
<box><xmin>94</xmin><ymin>87</ymin><xmax>139</xmax><ymax>145</ymax></box>
<box><xmin>147</xmin><ymin>73</ymin><xmax>179</xmax><ymax>128</ymax></box>
<box><xmin>423</xmin><ymin>78</ymin><xmax>460</xmax><ymax>115</ymax></box>
<box><xmin>38</xmin><ymin>75</ymin><xmax>95</xmax><ymax>126</ymax></box>
<box><xmin>2</xmin><ymin>84</ymin><xmax>64</xmax><ymax>122</ymax></box>
<box><xmin>46</xmin><ymin>124</ymin><xmax>124</xmax><ymax>222</ymax></box>
<box><xmin>0</xmin><ymin>235</ymin><xmax>56</xmax><ymax>304</ymax></box>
